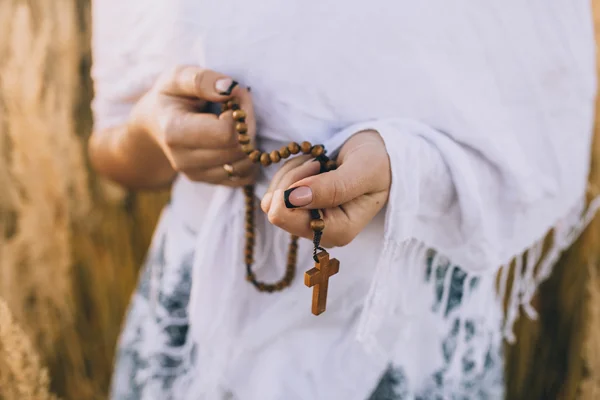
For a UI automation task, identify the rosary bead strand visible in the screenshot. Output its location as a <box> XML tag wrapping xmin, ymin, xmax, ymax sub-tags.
<box><xmin>225</xmin><ymin>98</ymin><xmax>337</xmax><ymax>293</ymax></box>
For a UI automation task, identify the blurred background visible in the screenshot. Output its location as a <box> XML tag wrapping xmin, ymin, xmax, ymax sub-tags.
<box><xmin>1</xmin><ymin>1</ymin><xmax>600</xmax><ymax>399</ymax></box>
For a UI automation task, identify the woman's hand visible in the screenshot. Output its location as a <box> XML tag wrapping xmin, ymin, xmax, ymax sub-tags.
<box><xmin>128</xmin><ymin>66</ymin><xmax>257</xmax><ymax>186</ymax></box>
<box><xmin>261</xmin><ymin>131</ymin><xmax>391</xmax><ymax>247</ymax></box>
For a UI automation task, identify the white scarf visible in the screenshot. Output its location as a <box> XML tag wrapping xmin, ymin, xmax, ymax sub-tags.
<box><xmin>91</xmin><ymin>1</ymin><xmax>598</xmax><ymax>398</ymax></box>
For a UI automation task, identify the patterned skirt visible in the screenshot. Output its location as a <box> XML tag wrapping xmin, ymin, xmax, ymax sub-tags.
<box><xmin>110</xmin><ymin>212</ymin><xmax>505</xmax><ymax>400</ymax></box>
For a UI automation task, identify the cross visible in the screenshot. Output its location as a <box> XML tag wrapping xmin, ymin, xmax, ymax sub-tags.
<box><xmin>304</xmin><ymin>251</ymin><xmax>340</xmax><ymax>316</ymax></box>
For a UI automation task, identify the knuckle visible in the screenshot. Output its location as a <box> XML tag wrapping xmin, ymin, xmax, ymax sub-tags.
<box><xmin>171</xmin><ymin>157</ymin><xmax>191</xmax><ymax>172</ymax></box>
<box><xmin>184</xmin><ymin>172</ymin><xmax>204</xmax><ymax>182</ymax></box>
<box><xmin>158</xmin><ymin>65</ymin><xmax>183</xmax><ymax>89</ymax></box>
<box><xmin>218</xmin><ymin>126</ymin><xmax>237</xmax><ymax>147</ymax></box>
<box><xmin>226</xmin><ymin>176</ymin><xmax>253</xmax><ymax>188</ymax></box>
<box><xmin>329</xmin><ymin>179</ymin><xmax>346</xmax><ymax>207</ymax></box>
<box><xmin>184</xmin><ymin>169</ymin><xmax>212</xmax><ymax>183</ymax></box>
<box><xmin>160</xmin><ymin>114</ymin><xmax>183</xmax><ymax>146</ymax></box>
<box><xmin>193</xmin><ymin>68</ymin><xmax>208</xmax><ymax>92</ymax></box>
<box><xmin>267</xmin><ymin>210</ymin><xmax>284</xmax><ymax>227</ymax></box>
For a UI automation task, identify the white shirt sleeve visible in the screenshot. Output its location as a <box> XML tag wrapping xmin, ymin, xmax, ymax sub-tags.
<box><xmin>91</xmin><ymin>0</ymin><xmax>169</xmax><ymax>131</ymax></box>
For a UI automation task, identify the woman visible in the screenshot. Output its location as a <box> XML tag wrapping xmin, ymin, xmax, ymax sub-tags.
<box><xmin>89</xmin><ymin>1</ymin><xmax>597</xmax><ymax>399</ymax></box>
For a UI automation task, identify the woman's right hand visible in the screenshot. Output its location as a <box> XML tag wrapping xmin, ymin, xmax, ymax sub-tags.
<box><xmin>128</xmin><ymin>66</ymin><xmax>257</xmax><ymax>187</ymax></box>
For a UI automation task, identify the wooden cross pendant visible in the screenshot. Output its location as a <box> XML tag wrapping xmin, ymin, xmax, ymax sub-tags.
<box><xmin>304</xmin><ymin>251</ymin><xmax>340</xmax><ymax>315</ymax></box>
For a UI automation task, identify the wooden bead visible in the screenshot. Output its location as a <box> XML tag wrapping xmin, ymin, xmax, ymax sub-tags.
<box><xmin>270</xmin><ymin>150</ymin><xmax>281</xmax><ymax>163</ymax></box>
<box><xmin>244</xmin><ymin>248</ymin><xmax>253</xmax><ymax>257</ymax></box>
<box><xmin>279</xmin><ymin>146</ymin><xmax>291</xmax><ymax>159</ymax></box>
<box><xmin>241</xmin><ymin>144</ymin><xmax>254</xmax><ymax>154</ymax></box>
<box><xmin>288</xmin><ymin>142</ymin><xmax>300</xmax><ymax>154</ymax></box>
<box><xmin>310</xmin><ymin>219</ymin><xmax>325</xmax><ymax>232</ymax></box>
<box><xmin>311</xmin><ymin>145</ymin><xmax>324</xmax><ymax>157</ymax></box>
<box><xmin>260</xmin><ymin>152</ymin><xmax>272</xmax><ymax>166</ymax></box>
<box><xmin>238</xmin><ymin>134</ymin><xmax>251</xmax><ymax>144</ymax></box>
<box><xmin>232</xmin><ymin>109</ymin><xmax>246</xmax><ymax>121</ymax></box>
<box><xmin>225</xmin><ymin>100</ymin><xmax>236</xmax><ymax>109</ymax></box>
<box><xmin>301</xmin><ymin>141</ymin><xmax>312</xmax><ymax>154</ymax></box>
<box><xmin>249</xmin><ymin>150</ymin><xmax>262</xmax><ymax>163</ymax></box>
<box><xmin>245</xmin><ymin>231</ymin><xmax>254</xmax><ymax>239</ymax></box>
<box><xmin>235</xmin><ymin>122</ymin><xmax>248</xmax><ymax>134</ymax></box>
<box><xmin>325</xmin><ymin>160</ymin><xmax>337</xmax><ymax>171</ymax></box>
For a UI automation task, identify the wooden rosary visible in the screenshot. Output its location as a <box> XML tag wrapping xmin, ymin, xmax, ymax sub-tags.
<box><xmin>221</xmin><ymin>98</ymin><xmax>340</xmax><ymax>316</ymax></box>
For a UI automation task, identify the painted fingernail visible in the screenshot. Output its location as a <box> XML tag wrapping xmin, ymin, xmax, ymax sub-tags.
<box><xmin>284</xmin><ymin>186</ymin><xmax>313</xmax><ymax>208</ymax></box>
<box><xmin>216</xmin><ymin>78</ymin><xmax>238</xmax><ymax>95</ymax></box>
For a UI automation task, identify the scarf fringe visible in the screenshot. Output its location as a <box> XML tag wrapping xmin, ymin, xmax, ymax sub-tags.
<box><xmin>357</xmin><ymin>194</ymin><xmax>600</xmax><ymax>393</ymax></box>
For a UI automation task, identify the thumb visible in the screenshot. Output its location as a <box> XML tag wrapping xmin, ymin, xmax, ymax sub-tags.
<box><xmin>283</xmin><ymin>160</ymin><xmax>370</xmax><ymax>209</ymax></box>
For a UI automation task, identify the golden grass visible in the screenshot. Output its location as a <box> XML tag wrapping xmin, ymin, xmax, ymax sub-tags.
<box><xmin>0</xmin><ymin>0</ymin><xmax>168</xmax><ymax>398</ymax></box>
<box><xmin>0</xmin><ymin>298</ymin><xmax>57</xmax><ymax>400</ymax></box>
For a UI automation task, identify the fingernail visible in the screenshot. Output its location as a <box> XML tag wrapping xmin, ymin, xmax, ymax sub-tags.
<box><xmin>216</xmin><ymin>78</ymin><xmax>238</xmax><ymax>95</ymax></box>
<box><xmin>284</xmin><ymin>186</ymin><xmax>313</xmax><ymax>208</ymax></box>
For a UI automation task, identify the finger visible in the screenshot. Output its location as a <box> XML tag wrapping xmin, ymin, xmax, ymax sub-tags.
<box><xmin>281</xmin><ymin>162</ymin><xmax>371</xmax><ymax>210</ymax></box>
<box><xmin>283</xmin><ymin>138</ymin><xmax>388</xmax><ymax>209</ymax></box>
<box><xmin>268</xmin><ymin>190</ymin><xmax>388</xmax><ymax>248</ymax></box>
<box><xmin>184</xmin><ymin>156</ymin><xmax>257</xmax><ymax>184</ymax></box>
<box><xmin>160</xmin><ymin>108</ymin><xmax>238</xmax><ymax>149</ymax></box>
<box><xmin>220</xmin><ymin>173</ymin><xmax>258</xmax><ymax>188</ymax></box>
<box><xmin>266</xmin><ymin>190</ymin><xmax>356</xmax><ymax>248</ymax></box>
<box><xmin>261</xmin><ymin>157</ymin><xmax>318</xmax><ymax>213</ymax></box>
<box><xmin>266</xmin><ymin>155</ymin><xmax>313</xmax><ymax>193</ymax></box>
<box><xmin>170</xmin><ymin>147</ymin><xmax>248</xmax><ymax>171</ymax></box>
<box><xmin>260</xmin><ymin>155</ymin><xmax>312</xmax><ymax>212</ymax></box>
<box><xmin>158</xmin><ymin>65</ymin><xmax>239</xmax><ymax>102</ymax></box>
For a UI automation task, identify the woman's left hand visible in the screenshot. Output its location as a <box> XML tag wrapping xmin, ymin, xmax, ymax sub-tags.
<box><xmin>261</xmin><ymin>130</ymin><xmax>391</xmax><ymax>248</ymax></box>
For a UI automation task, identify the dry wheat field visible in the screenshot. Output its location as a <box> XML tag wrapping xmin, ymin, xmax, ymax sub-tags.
<box><xmin>1</xmin><ymin>1</ymin><xmax>600</xmax><ymax>399</ymax></box>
